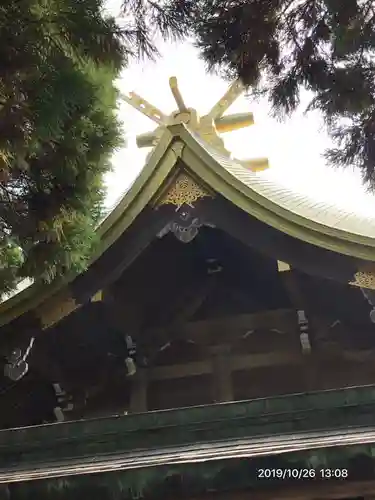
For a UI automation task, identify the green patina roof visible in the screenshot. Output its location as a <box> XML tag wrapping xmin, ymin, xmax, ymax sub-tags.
<box><xmin>1</xmin><ymin>384</ymin><xmax>375</xmax><ymax>482</ymax></box>
<box><xmin>193</xmin><ymin>132</ymin><xmax>375</xmax><ymax>241</ymax></box>
<box><xmin>1</xmin><ymin>124</ymin><xmax>375</xmax><ymax>327</ymax></box>
<box><xmin>178</xmin><ymin>126</ymin><xmax>375</xmax><ymax>258</ymax></box>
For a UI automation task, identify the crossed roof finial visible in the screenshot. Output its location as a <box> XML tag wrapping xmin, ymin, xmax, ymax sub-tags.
<box><xmin>123</xmin><ymin>77</ymin><xmax>269</xmax><ymax>172</ymax></box>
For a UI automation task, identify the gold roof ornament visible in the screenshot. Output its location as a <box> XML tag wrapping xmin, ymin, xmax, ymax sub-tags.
<box><xmin>123</xmin><ymin>77</ymin><xmax>269</xmax><ymax>172</ymax></box>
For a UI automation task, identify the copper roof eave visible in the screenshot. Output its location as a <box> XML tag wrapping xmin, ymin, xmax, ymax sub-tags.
<box><xmin>1</xmin><ymin>427</ymin><xmax>375</xmax><ymax>483</ymax></box>
<box><xmin>168</xmin><ymin>124</ymin><xmax>375</xmax><ymax>261</ymax></box>
<box><xmin>1</xmin><ymin>383</ymin><xmax>375</xmax><ymax>481</ymax></box>
<box><xmin>0</xmin><ymin>131</ymin><xmax>182</xmax><ymax>328</ymax></box>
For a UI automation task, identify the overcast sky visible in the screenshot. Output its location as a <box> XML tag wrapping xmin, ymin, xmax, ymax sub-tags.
<box><xmin>104</xmin><ymin>1</ymin><xmax>375</xmax><ymax>218</ymax></box>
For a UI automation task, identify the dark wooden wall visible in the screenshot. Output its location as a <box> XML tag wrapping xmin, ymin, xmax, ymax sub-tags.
<box><xmin>1</xmin><ymin>227</ymin><xmax>375</xmax><ymax>425</ymax></box>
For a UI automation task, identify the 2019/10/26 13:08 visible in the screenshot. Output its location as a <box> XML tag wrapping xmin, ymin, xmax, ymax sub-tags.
<box><xmin>257</xmin><ymin>468</ymin><xmax>349</xmax><ymax>480</ymax></box>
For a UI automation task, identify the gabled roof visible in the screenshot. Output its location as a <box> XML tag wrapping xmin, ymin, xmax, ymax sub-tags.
<box><xmin>1</xmin><ymin>123</ymin><xmax>375</xmax><ymax>330</ymax></box>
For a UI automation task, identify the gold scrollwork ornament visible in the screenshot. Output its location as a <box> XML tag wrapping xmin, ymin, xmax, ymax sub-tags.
<box><xmin>350</xmin><ymin>271</ymin><xmax>375</xmax><ymax>290</ymax></box>
<box><xmin>156</xmin><ymin>174</ymin><xmax>212</xmax><ymax>211</ymax></box>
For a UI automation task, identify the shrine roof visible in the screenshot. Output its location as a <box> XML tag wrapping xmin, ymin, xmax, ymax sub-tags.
<box><xmin>1</xmin><ymin>76</ymin><xmax>375</xmax><ymax>330</ymax></box>
<box><xmin>100</xmin><ymin>121</ymin><xmax>375</xmax><ymax>263</ymax></box>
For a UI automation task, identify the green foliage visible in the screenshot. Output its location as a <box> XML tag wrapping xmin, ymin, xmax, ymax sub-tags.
<box><xmin>0</xmin><ymin>242</ymin><xmax>24</xmax><ymax>296</ymax></box>
<box><xmin>0</xmin><ymin>0</ymin><xmax>126</xmax><ymax>296</ymax></box>
<box><xmin>130</xmin><ymin>0</ymin><xmax>375</xmax><ymax>191</ymax></box>
<box><xmin>121</xmin><ymin>0</ymin><xmax>195</xmax><ymax>58</ymax></box>
<box><xmin>196</xmin><ymin>0</ymin><xmax>375</xmax><ymax>188</ymax></box>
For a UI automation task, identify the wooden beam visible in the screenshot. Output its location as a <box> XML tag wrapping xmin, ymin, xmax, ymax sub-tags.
<box><xmin>165</xmin><ymin>274</ymin><xmax>218</xmax><ymax>335</ymax></box>
<box><xmin>279</xmin><ymin>268</ymin><xmax>305</xmax><ymax>309</ymax></box>
<box><xmin>143</xmin><ymin>308</ymin><xmax>297</xmax><ymax>349</ymax></box>
<box><xmin>150</xmin><ymin>359</ymin><xmax>211</xmax><ymax>380</ymax></box>
<box><xmin>149</xmin><ymin>347</ymin><xmax>375</xmax><ymax>382</ymax></box>
<box><xmin>149</xmin><ymin>351</ymin><xmax>302</xmax><ymax>381</ymax></box>
<box><xmin>71</xmin><ymin>206</ymin><xmax>174</xmax><ymax>304</ymax></box>
<box><xmin>139</xmin><ymin>274</ymin><xmax>220</xmax><ymax>358</ymax></box>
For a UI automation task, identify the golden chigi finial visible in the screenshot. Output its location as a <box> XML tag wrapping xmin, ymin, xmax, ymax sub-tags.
<box><xmin>123</xmin><ymin>77</ymin><xmax>269</xmax><ymax>172</ymax></box>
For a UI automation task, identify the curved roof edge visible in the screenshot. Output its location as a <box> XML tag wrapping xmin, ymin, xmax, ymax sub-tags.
<box><xmin>1</xmin><ymin>123</ymin><xmax>375</xmax><ymax>330</ymax></box>
<box><xmin>172</xmin><ymin>125</ymin><xmax>375</xmax><ymax>262</ymax></box>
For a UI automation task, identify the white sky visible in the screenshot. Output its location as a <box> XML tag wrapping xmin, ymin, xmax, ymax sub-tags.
<box><xmin>104</xmin><ymin>1</ymin><xmax>375</xmax><ymax>218</ymax></box>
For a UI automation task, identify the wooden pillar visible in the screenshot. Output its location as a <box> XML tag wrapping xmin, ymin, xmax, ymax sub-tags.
<box><xmin>129</xmin><ymin>368</ymin><xmax>148</xmax><ymax>413</ymax></box>
<box><xmin>210</xmin><ymin>345</ymin><xmax>233</xmax><ymax>403</ymax></box>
